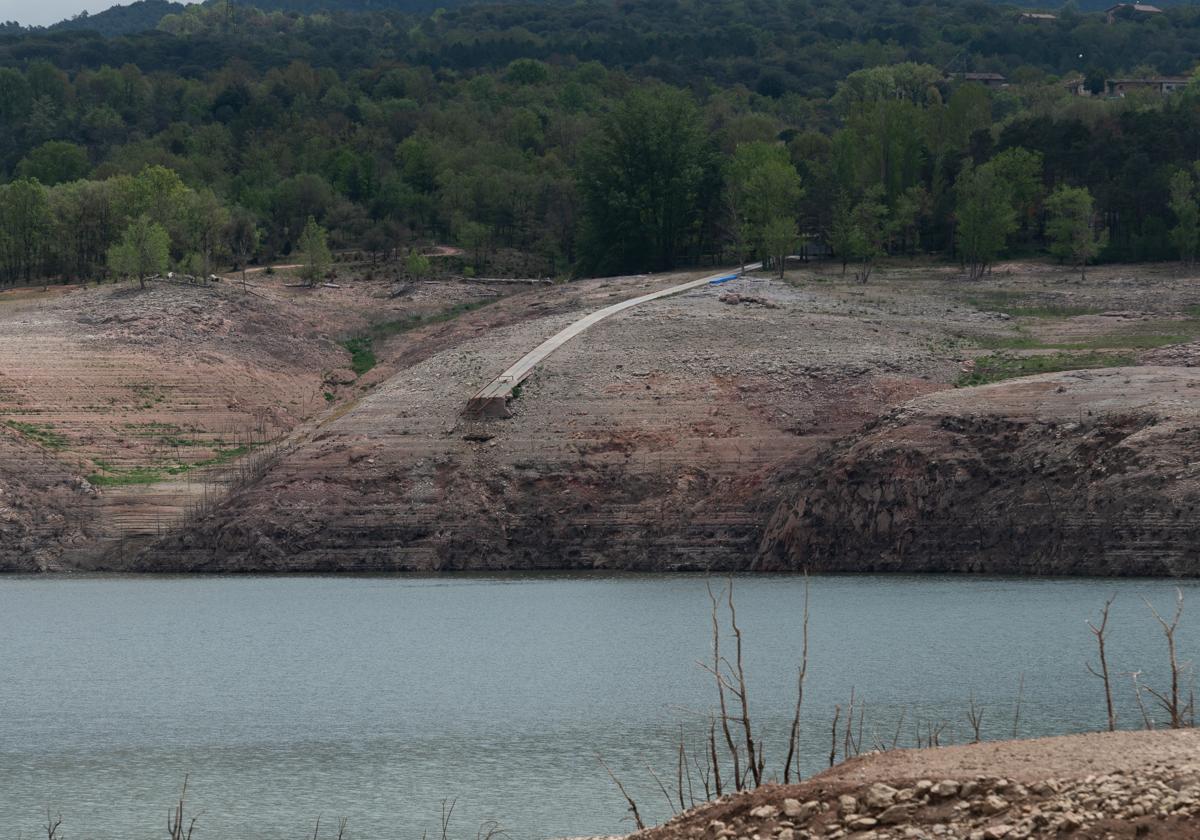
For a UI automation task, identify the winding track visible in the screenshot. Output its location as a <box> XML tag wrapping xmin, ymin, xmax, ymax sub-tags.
<box><xmin>466</xmin><ymin>262</ymin><xmax>762</xmax><ymax>416</ymax></box>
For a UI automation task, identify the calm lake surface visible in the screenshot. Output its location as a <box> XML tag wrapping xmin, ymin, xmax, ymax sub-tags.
<box><xmin>1</xmin><ymin>573</ymin><xmax>1197</xmax><ymax>839</ymax></box>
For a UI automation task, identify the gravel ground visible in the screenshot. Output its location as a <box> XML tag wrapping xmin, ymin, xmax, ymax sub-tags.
<box><xmin>635</xmin><ymin>730</ymin><xmax>1200</xmax><ymax>840</ymax></box>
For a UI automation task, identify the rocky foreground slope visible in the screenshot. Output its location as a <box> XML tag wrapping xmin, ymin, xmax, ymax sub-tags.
<box><xmin>633</xmin><ymin>730</ymin><xmax>1200</xmax><ymax>840</ymax></box>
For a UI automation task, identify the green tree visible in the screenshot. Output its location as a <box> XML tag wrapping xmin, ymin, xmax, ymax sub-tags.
<box><xmin>297</xmin><ymin>216</ymin><xmax>332</xmax><ymax>287</ymax></box>
<box><xmin>1045</xmin><ymin>186</ymin><xmax>1106</xmax><ymax>280</ymax></box>
<box><xmin>989</xmin><ymin>147</ymin><xmax>1044</xmax><ymax>230</ymax></box>
<box><xmin>955</xmin><ymin>162</ymin><xmax>1018</xmax><ymax>280</ymax></box>
<box><xmin>848</xmin><ymin>188</ymin><xmax>889</xmax><ymax>284</ymax></box>
<box><xmin>832</xmin><ymin>63</ymin><xmax>942</xmax><ymax>113</ymax></box>
<box><xmin>0</xmin><ymin>179</ymin><xmax>50</xmax><ymax>285</ymax></box>
<box><xmin>1168</xmin><ymin>169</ymin><xmax>1200</xmax><ymax>268</ymax></box>
<box><xmin>506</xmin><ymin>58</ymin><xmax>550</xmax><ymax>86</ymax></box>
<box><xmin>889</xmin><ymin>185</ymin><xmax>930</xmax><ymax>256</ymax></box>
<box><xmin>16</xmin><ymin>141</ymin><xmax>90</xmax><ymax>186</ymax></box>
<box><xmin>458</xmin><ymin>220</ymin><xmax>491</xmax><ymax>273</ymax></box>
<box><xmin>761</xmin><ymin>217</ymin><xmax>798</xmax><ymax>278</ymax></box>
<box><xmin>829</xmin><ymin>187</ymin><xmax>888</xmax><ymax>283</ymax></box>
<box><xmin>828</xmin><ymin>194</ymin><xmax>857</xmax><ymax>277</ymax></box>
<box><xmin>834</xmin><ymin>99</ymin><xmax>926</xmax><ymax>206</ymax></box>
<box><xmin>180</xmin><ymin>188</ymin><xmax>231</xmax><ymax>278</ymax></box>
<box><xmin>405</xmin><ymin>249</ymin><xmax>431</xmax><ymax>279</ymax></box>
<box><xmin>226</xmin><ymin>207</ymin><xmax>261</xmax><ymax>290</ymax></box>
<box><xmin>725</xmin><ymin>142</ymin><xmax>803</xmax><ymax>269</ymax></box>
<box><xmin>577</xmin><ymin>87</ymin><xmax>716</xmax><ymax>274</ymax></box>
<box><xmin>107</xmin><ymin>216</ymin><xmax>170</xmax><ymax>289</ymax></box>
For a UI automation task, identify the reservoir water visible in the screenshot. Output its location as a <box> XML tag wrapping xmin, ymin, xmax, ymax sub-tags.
<box><xmin>0</xmin><ymin>573</ymin><xmax>1196</xmax><ymax>839</ymax></box>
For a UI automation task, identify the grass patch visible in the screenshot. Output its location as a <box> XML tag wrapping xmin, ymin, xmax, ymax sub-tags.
<box><xmin>976</xmin><ymin>323</ymin><xmax>1200</xmax><ymax>352</ymax></box>
<box><xmin>957</xmin><ymin>351</ymin><xmax>1135</xmax><ymax>387</ymax></box>
<box><xmin>190</xmin><ymin>445</ymin><xmax>254</xmax><ymax>468</ymax></box>
<box><xmin>337</xmin><ymin>298</ymin><xmax>498</xmax><ymax>379</ymax></box>
<box><xmin>88</xmin><ymin>444</ymin><xmax>263</xmax><ymax>486</ymax></box>
<box><xmin>369</xmin><ymin>298</ymin><xmax>496</xmax><ymax>341</ymax></box>
<box><xmin>975</xmin><ymin>332</ymin><xmax>1054</xmax><ymax>350</ymax></box>
<box><xmin>964</xmin><ymin>291</ymin><xmax>1100</xmax><ymax>318</ymax></box>
<box><xmin>4</xmin><ymin>420</ymin><xmax>69</xmax><ymax>450</ymax></box>
<box><xmin>87</xmin><ymin>467</ymin><xmax>164</xmax><ymax>486</ymax></box>
<box><xmin>341</xmin><ymin>337</ymin><xmax>377</xmax><ymax>376</ymax></box>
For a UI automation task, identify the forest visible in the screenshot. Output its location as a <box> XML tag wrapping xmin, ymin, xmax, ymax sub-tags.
<box><xmin>2</xmin><ymin>0</ymin><xmax>1200</xmax><ymax>285</ymax></box>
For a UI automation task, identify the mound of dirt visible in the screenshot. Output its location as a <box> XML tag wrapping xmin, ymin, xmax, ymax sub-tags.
<box><xmin>635</xmin><ymin>729</ymin><xmax>1200</xmax><ymax>840</ymax></box>
<box><xmin>758</xmin><ymin>366</ymin><xmax>1200</xmax><ymax>576</ymax></box>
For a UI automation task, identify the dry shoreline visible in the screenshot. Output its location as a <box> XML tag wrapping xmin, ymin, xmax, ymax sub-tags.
<box><xmin>630</xmin><ymin>729</ymin><xmax>1200</xmax><ymax>839</ymax></box>
<box><xmin>3</xmin><ymin>261</ymin><xmax>1200</xmax><ymax>574</ymax></box>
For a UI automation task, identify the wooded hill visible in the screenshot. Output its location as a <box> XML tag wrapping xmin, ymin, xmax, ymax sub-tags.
<box><xmin>2</xmin><ymin>0</ymin><xmax>1200</xmax><ymax>286</ymax></box>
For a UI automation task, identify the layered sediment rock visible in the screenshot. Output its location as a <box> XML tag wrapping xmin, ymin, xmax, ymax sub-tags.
<box><xmin>0</xmin><ymin>433</ymin><xmax>97</xmax><ymax>571</ymax></box>
<box><xmin>759</xmin><ymin>367</ymin><xmax>1200</xmax><ymax>576</ymax></box>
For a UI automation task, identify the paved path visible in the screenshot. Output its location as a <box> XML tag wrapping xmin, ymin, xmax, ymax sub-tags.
<box><xmin>466</xmin><ymin>263</ymin><xmax>762</xmax><ymax>417</ymax></box>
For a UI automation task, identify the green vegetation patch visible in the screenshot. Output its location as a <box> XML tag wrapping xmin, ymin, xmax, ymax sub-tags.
<box><xmin>4</xmin><ymin>420</ymin><xmax>69</xmax><ymax>450</ymax></box>
<box><xmin>976</xmin><ymin>319</ymin><xmax>1200</xmax><ymax>352</ymax></box>
<box><xmin>957</xmin><ymin>351</ymin><xmax>1135</xmax><ymax>387</ymax></box>
<box><xmin>87</xmin><ymin>466</ymin><xmax>165</xmax><ymax>486</ymax></box>
<box><xmin>341</xmin><ymin>337</ymin><xmax>377</xmax><ymax>376</ymax></box>
<box><xmin>371</xmin><ymin>298</ymin><xmax>496</xmax><ymax>340</ymax></box>
<box><xmin>965</xmin><ymin>292</ymin><xmax>1101</xmax><ymax>319</ymax></box>
<box><xmin>338</xmin><ymin>298</ymin><xmax>499</xmax><ymax>378</ymax></box>
<box><xmin>88</xmin><ymin>444</ymin><xmax>263</xmax><ymax>486</ymax></box>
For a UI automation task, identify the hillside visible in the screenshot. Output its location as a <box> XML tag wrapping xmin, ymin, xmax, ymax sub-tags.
<box><xmin>46</xmin><ymin>0</ymin><xmax>519</xmax><ymax>34</ymax></box>
<box><xmin>50</xmin><ymin>0</ymin><xmax>185</xmax><ymax>35</ymax></box>
<box><xmin>6</xmin><ymin>258</ymin><xmax>1197</xmax><ymax>574</ymax></box>
<box><xmin>0</xmin><ymin>260</ymin><xmax>522</xmax><ymax>570</ymax></box>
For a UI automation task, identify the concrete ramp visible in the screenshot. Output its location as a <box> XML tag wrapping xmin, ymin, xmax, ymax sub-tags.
<box><xmin>466</xmin><ymin>264</ymin><xmax>761</xmax><ymax>418</ymax></box>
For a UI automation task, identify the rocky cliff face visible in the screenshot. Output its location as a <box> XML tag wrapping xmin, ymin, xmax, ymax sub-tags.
<box><xmin>759</xmin><ymin>367</ymin><xmax>1200</xmax><ymax>576</ymax></box>
<box><xmin>0</xmin><ymin>433</ymin><xmax>97</xmax><ymax>572</ymax></box>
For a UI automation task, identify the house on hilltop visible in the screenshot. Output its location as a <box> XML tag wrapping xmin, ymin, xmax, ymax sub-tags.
<box><xmin>1062</xmin><ymin>75</ymin><xmax>1090</xmax><ymax>96</ymax></box>
<box><xmin>1064</xmin><ymin>74</ymin><xmax>1189</xmax><ymax>97</ymax></box>
<box><xmin>1015</xmin><ymin>11</ymin><xmax>1057</xmax><ymax>23</ymax></box>
<box><xmin>1108</xmin><ymin>76</ymin><xmax>1189</xmax><ymax>96</ymax></box>
<box><xmin>949</xmin><ymin>71</ymin><xmax>1007</xmax><ymax>88</ymax></box>
<box><xmin>1106</xmin><ymin>3</ymin><xmax>1163</xmax><ymax>23</ymax></box>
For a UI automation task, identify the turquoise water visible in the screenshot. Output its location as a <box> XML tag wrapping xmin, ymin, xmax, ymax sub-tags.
<box><xmin>0</xmin><ymin>573</ymin><xmax>1195</xmax><ymax>839</ymax></box>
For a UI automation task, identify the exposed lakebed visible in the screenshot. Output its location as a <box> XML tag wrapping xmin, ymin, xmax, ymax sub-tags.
<box><xmin>0</xmin><ymin>573</ymin><xmax>1195</xmax><ymax>839</ymax></box>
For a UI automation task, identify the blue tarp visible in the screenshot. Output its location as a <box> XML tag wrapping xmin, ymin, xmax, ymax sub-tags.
<box><xmin>708</xmin><ymin>273</ymin><xmax>739</xmax><ymax>285</ymax></box>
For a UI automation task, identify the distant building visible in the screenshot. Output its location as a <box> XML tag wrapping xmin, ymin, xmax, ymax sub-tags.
<box><xmin>1108</xmin><ymin>76</ymin><xmax>1189</xmax><ymax>96</ymax></box>
<box><xmin>1106</xmin><ymin>3</ymin><xmax>1164</xmax><ymax>23</ymax></box>
<box><xmin>950</xmin><ymin>72</ymin><xmax>1008</xmax><ymax>88</ymax></box>
<box><xmin>1015</xmin><ymin>11</ymin><xmax>1057</xmax><ymax>23</ymax></box>
<box><xmin>1062</xmin><ymin>75</ymin><xmax>1090</xmax><ymax>96</ymax></box>
<box><xmin>1065</xmin><ymin>74</ymin><xmax>1189</xmax><ymax>97</ymax></box>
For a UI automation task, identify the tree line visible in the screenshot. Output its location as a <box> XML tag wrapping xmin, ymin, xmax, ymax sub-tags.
<box><xmin>4</xmin><ymin>1</ymin><xmax>1200</xmax><ymax>285</ymax></box>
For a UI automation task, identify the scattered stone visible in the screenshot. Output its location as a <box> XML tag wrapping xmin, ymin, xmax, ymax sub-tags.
<box><xmin>980</xmin><ymin>795</ymin><xmax>1009</xmax><ymax>815</ymax></box>
<box><xmin>864</xmin><ymin>783</ymin><xmax>898</xmax><ymax>810</ymax></box>
<box><xmin>877</xmin><ymin>803</ymin><xmax>912</xmax><ymax>824</ymax></box>
<box><xmin>931</xmin><ymin>781</ymin><xmax>960</xmax><ymax>798</ymax></box>
<box><xmin>846</xmin><ymin>816</ymin><xmax>877</xmax><ymax>831</ymax></box>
